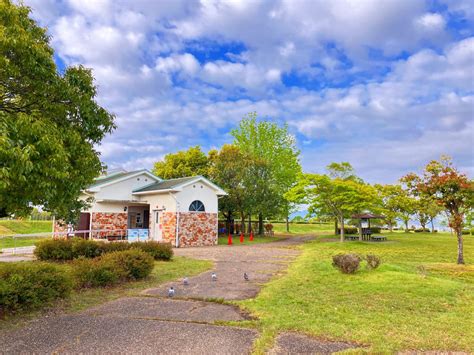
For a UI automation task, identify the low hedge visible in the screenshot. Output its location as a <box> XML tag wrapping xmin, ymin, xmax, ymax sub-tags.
<box><xmin>337</xmin><ymin>227</ymin><xmax>358</xmax><ymax>235</ymax></box>
<box><xmin>101</xmin><ymin>249</ymin><xmax>154</xmax><ymax>280</ymax></box>
<box><xmin>130</xmin><ymin>241</ymin><xmax>173</xmax><ymax>261</ymax></box>
<box><xmin>0</xmin><ymin>262</ymin><xmax>72</xmax><ymax>314</ymax></box>
<box><xmin>35</xmin><ymin>238</ymin><xmax>173</xmax><ymax>261</ymax></box>
<box><xmin>72</xmin><ymin>257</ymin><xmax>119</xmax><ymax>288</ymax></box>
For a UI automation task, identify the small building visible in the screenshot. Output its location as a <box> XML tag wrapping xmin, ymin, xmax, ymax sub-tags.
<box><xmin>54</xmin><ymin>170</ymin><xmax>227</xmax><ymax>247</ymax></box>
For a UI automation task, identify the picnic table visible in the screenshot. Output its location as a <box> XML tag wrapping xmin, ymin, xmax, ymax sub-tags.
<box><xmin>371</xmin><ymin>235</ymin><xmax>387</xmax><ymax>242</ymax></box>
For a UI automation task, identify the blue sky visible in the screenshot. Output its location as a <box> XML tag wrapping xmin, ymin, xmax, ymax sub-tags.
<box><xmin>26</xmin><ymin>0</ymin><xmax>473</xmax><ymax>183</ymax></box>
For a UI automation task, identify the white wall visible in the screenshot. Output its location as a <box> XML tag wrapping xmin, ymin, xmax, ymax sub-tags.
<box><xmin>175</xmin><ymin>182</ymin><xmax>218</xmax><ymax>213</ymax></box>
<box><xmin>95</xmin><ymin>173</ymin><xmax>157</xmax><ymax>201</ymax></box>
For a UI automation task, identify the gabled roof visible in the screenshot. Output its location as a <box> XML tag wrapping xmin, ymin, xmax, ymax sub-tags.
<box><xmin>133</xmin><ymin>176</ymin><xmax>227</xmax><ymax>195</ymax></box>
<box><xmin>86</xmin><ymin>169</ymin><xmax>161</xmax><ymax>191</ymax></box>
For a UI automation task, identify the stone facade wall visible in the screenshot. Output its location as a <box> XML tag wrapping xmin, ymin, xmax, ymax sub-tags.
<box><xmin>178</xmin><ymin>212</ymin><xmax>218</xmax><ymax>247</ymax></box>
<box><xmin>161</xmin><ymin>212</ymin><xmax>176</xmax><ymax>245</ymax></box>
<box><xmin>91</xmin><ymin>212</ymin><xmax>127</xmax><ymax>237</ymax></box>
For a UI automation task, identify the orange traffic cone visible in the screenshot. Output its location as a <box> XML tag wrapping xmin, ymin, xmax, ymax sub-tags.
<box><xmin>228</xmin><ymin>233</ymin><xmax>233</xmax><ymax>245</ymax></box>
<box><xmin>249</xmin><ymin>230</ymin><xmax>254</xmax><ymax>241</ymax></box>
<box><xmin>240</xmin><ymin>232</ymin><xmax>244</xmax><ymax>243</ymax></box>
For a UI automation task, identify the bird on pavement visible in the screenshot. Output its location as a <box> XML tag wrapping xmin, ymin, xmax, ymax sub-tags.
<box><xmin>168</xmin><ymin>287</ymin><xmax>175</xmax><ymax>297</ymax></box>
<box><xmin>244</xmin><ymin>272</ymin><xmax>249</xmax><ymax>281</ymax></box>
<box><xmin>211</xmin><ymin>272</ymin><xmax>217</xmax><ymax>281</ymax></box>
<box><xmin>183</xmin><ymin>277</ymin><xmax>189</xmax><ymax>286</ymax></box>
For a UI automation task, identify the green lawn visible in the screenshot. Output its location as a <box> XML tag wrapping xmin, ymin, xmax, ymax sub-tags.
<box><xmin>273</xmin><ymin>222</ymin><xmax>333</xmax><ymax>235</ymax></box>
<box><xmin>239</xmin><ymin>232</ymin><xmax>474</xmax><ymax>353</ymax></box>
<box><xmin>0</xmin><ymin>220</ymin><xmax>52</xmax><ymax>235</ymax></box>
<box><xmin>218</xmin><ymin>234</ymin><xmax>282</xmax><ymax>245</ymax></box>
<box><xmin>0</xmin><ymin>220</ymin><xmax>53</xmax><ymax>250</ymax></box>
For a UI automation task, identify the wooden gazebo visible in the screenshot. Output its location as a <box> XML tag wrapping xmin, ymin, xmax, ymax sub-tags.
<box><xmin>351</xmin><ymin>213</ymin><xmax>385</xmax><ymax>241</ymax></box>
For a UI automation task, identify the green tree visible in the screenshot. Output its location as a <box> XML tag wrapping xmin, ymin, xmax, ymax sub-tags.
<box><xmin>0</xmin><ymin>1</ymin><xmax>115</xmax><ymax>221</ymax></box>
<box><xmin>231</xmin><ymin>112</ymin><xmax>301</xmax><ymax>234</ymax></box>
<box><xmin>208</xmin><ymin>144</ymin><xmax>251</xmax><ymax>234</ymax></box>
<box><xmin>390</xmin><ymin>186</ymin><xmax>416</xmax><ymax>232</ymax></box>
<box><xmin>402</xmin><ymin>156</ymin><xmax>474</xmax><ymax>264</ymax></box>
<box><xmin>287</xmin><ymin>171</ymin><xmax>378</xmax><ymax>242</ymax></box>
<box><xmin>152</xmin><ymin>146</ymin><xmax>209</xmax><ymax>179</ymax></box>
<box><xmin>374</xmin><ymin>184</ymin><xmax>401</xmax><ymax>232</ymax></box>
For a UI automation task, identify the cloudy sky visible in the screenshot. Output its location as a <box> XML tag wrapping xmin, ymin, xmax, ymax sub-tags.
<box><xmin>26</xmin><ymin>0</ymin><xmax>473</xmax><ymax>183</ymax></box>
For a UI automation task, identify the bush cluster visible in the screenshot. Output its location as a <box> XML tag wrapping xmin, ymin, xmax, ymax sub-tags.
<box><xmin>72</xmin><ymin>249</ymin><xmax>154</xmax><ymax>288</ymax></box>
<box><xmin>337</xmin><ymin>227</ymin><xmax>358</xmax><ymax>235</ymax></box>
<box><xmin>34</xmin><ymin>238</ymin><xmax>173</xmax><ymax>261</ymax></box>
<box><xmin>0</xmin><ymin>262</ymin><xmax>72</xmax><ymax>315</ymax></box>
<box><xmin>365</xmin><ymin>254</ymin><xmax>381</xmax><ymax>270</ymax></box>
<box><xmin>332</xmin><ymin>253</ymin><xmax>382</xmax><ymax>274</ymax></box>
<box><xmin>414</xmin><ymin>228</ymin><xmax>431</xmax><ymax>233</ymax></box>
<box><xmin>130</xmin><ymin>241</ymin><xmax>173</xmax><ymax>261</ymax></box>
<box><xmin>332</xmin><ymin>253</ymin><xmax>361</xmax><ymax>274</ymax></box>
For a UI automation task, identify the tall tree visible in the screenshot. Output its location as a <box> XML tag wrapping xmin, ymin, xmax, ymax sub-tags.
<box><xmin>0</xmin><ymin>1</ymin><xmax>115</xmax><ymax>221</ymax></box>
<box><xmin>153</xmin><ymin>146</ymin><xmax>209</xmax><ymax>179</ymax></box>
<box><xmin>374</xmin><ymin>184</ymin><xmax>401</xmax><ymax>232</ymax></box>
<box><xmin>208</xmin><ymin>144</ymin><xmax>252</xmax><ymax>234</ymax></box>
<box><xmin>231</xmin><ymin>112</ymin><xmax>301</xmax><ymax>234</ymax></box>
<box><xmin>402</xmin><ymin>156</ymin><xmax>474</xmax><ymax>264</ymax></box>
<box><xmin>287</xmin><ymin>171</ymin><xmax>378</xmax><ymax>242</ymax></box>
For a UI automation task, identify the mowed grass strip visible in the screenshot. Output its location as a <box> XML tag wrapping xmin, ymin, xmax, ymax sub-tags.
<box><xmin>240</xmin><ymin>232</ymin><xmax>474</xmax><ymax>353</ymax></box>
<box><xmin>273</xmin><ymin>222</ymin><xmax>333</xmax><ymax>235</ymax></box>
<box><xmin>0</xmin><ymin>220</ymin><xmax>53</xmax><ymax>250</ymax></box>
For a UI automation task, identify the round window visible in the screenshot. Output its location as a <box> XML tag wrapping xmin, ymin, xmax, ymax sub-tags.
<box><xmin>189</xmin><ymin>200</ymin><xmax>205</xmax><ymax>212</ymax></box>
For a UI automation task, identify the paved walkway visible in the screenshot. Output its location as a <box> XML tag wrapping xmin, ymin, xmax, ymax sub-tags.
<box><xmin>0</xmin><ymin>236</ymin><xmax>356</xmax><ymax>354</ymax></box>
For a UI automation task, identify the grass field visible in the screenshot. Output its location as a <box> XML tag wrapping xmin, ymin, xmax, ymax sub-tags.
<box><xmin>218</xmin><ymin>234</ymin><xmax>282</xmax><ymax>245</ymax></box>
<box><xmin>240</xmin><ymin>232</ymin><xmax>474</xmax><ymax>353</ymax></box>
<box><xmin>0</xmin><ymin>220</ymin><xmax>53</xmax><ymax>250</ymax></box>
<box><xmin>273</xmin><ymin>222</ymin><xmax>333</xmax><ymax>235</ymax></box>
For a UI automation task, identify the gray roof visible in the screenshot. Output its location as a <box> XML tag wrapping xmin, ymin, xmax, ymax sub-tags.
<box><xmin>133</xmin><ymin>176</ymin><xmax>198</xmax><ymax>193</ymax></box>
<box><xmin>88</xmin><ymin>170</ymin><xmax>157</xmax><ymax>189</ymax></box>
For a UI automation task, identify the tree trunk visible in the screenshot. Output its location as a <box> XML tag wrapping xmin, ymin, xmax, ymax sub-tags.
<box><xmin>248</xmin><ymin>214</ymin><xmax>252</xmax><ymax>235</ymax></box>
<box><xmin>286</xmin><ymin>215</ymin><xmax>289</xmax><ymax>233</ymax></box>
<box><xmin>334</xmin><ymin>218</ymin><xmax>338</xmax><ymax>235</ymax></box>
<box><xmin>358</xmin><ymin>219</ymin><xmax>363</xmax><ymax>241</ymax></box>
<box><xmin>339</xmin><ymin>216</ymin><xmax>345</xmax><ymax>243</ymax></box>
<box><xmin>240</xmin><ymin>212</ymin><xmax>246</xmax><ymax>235</ymax></box>
<box><xmin>258</xmin><ymin>212</ymin><xmax>264</xmax><ymax>236</ymax></box>
<box><xmin>388</xmin><ymin>221</ymin><xmax>393</xmax><ymax>233</ymax></box>
<box><xmin>404</xmin><ymin>219</ymin><xmax>409</xmax><ymax>232</ymax></box>
<box><xmin>430</xmin><ymin>218</ymin><xmax>435</xmax><ymax>233</ymax></box>
<box><xmin>456</xmin><ymin>229</ymin><xmax>465</xmax><ymax>264</ymax></box>
<box><xmin>225</xmin><ymin>211</ymin><xmax>232</xmax><ymax>235</ymax></box>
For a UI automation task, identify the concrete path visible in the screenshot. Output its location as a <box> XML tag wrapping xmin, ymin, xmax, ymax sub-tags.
<box><xmin>0</xmin><ymin>235</ymin><xmax>354</xmax><ymax>354</ymax></box>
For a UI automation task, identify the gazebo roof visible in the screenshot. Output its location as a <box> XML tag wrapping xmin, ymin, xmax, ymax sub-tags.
<box><xmin>351</xmin><ymin>213</ymin><xmax>385</xmax><ymax>219</ymax></box>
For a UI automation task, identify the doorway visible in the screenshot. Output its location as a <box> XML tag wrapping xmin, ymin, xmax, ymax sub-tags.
<box><xmin>77</xmin><ymin>212</ymin><xmax>90</xmax><ymax>239</ymax></box>
<box><xmin>153</xmin><ymin>210</ymin><xmax>163</xmax><ymax>241</ymax></box>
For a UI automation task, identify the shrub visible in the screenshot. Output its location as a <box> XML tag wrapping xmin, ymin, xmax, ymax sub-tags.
<box><xmin>370</xmin><ymin>227</ymin><xmax>382</xmax><ymax>234</ymax></box>
<box><xmin>101</xmin><ymin>249</ymin><xmax>154</xmax><ymax>280</ymax></box>
<box><xmin>337</xmin><ymin>227</ymin><xmax>358</xmax><ymax>235</ymax></box>
<box><xmin>97</xmin><ymin>241</ymin><xmax>131</xmax><ymax>254</ymax></box>
<box><xmin>71</xmin><ymin>258</ymin><xmax>119</xmax><ymax>288</ymax></box>
<box><xmin>365</xmin><ymin>254</ymin><xmax>381</xmax><ymax>270</ymax></box>
<box><xmin>34</xmin><ymin>238</ymin><xmax>74</xmax><ymax>261</ymax></box>
<box><xmin>0</xmin><ymin>262</ymin><xmax>72</xmax><ymax>314</ymax></box>
<box><xmin>131</xmin><ymin>241</ymin><xmax>173</xmax><ymax>260</ymax></box>
<box><xmin>332</xmin><ymin>253</ymin><xmax>361</xmax><ymax>274</ymax></box>
<box><xmin>461</xmin><ymin>230</ymin><xmax>470</xmax><ymax>235</ymax></box>
<box><xmin>72</xmin><ymin>239</ymin><xmax>102</xmax><ymax>258</ymax></box>
<box><xmin>414</xmin><ymin>228</ymin><xmax>430</xmax><ymax>233</ymax></box>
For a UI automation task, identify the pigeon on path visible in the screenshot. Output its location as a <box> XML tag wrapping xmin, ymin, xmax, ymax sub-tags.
<box><xmin>244</xmin><ymin>272</ymin><xmax>249</xmax><ymax>281</ymax></box>
<box><xmin>168</xmin><ymin>287</ymin><xmax>175</xmax><ymax>297</ymax></box>
<box><xmin>211</xmin><ymin>272</ymin><xmax>217</xmax><ymax>281</ymax></box>
<box><xmin>183</xmin><ymin>277</ymin><xmax>189</xmax><ymax>286</ymax></box>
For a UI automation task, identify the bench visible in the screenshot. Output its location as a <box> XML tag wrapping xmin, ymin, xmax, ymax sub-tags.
<box><xmin>371</xmin><ymin>235</ymin><xmax>387</xmax><ymax>242</ymax></box>
<box><xmin>345</xmin><ymin>235</ymin><xmax>359</xmax><ymax>241</ymax></box>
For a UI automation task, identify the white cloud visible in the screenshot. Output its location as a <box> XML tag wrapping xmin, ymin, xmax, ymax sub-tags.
<box><xmin>23</xmin><ymin>0</ymin><xmax>474</xmax><ymax>182</ymax></box>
